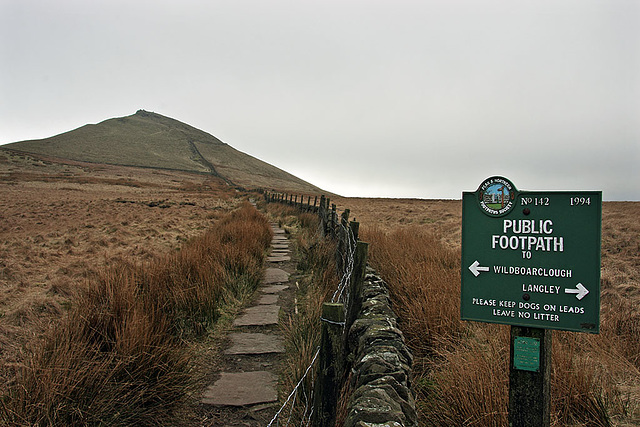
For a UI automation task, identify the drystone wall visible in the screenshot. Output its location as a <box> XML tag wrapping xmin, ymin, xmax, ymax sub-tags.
<box><xmin>344</xmin><ymin>268</ymin><xmax>417</xmax><ymax>427</ymax></box>
<box><xmin>263</xmin><ymin>192</ymin><xmax>417</xmax><ymax>426</ymax></box>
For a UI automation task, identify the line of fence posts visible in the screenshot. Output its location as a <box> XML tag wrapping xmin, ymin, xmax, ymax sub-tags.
<box><xmin>265</xmin><ymin>191</ymin><xmax>320</xmax><ymax>214</ymax></box>
<box><xmin>264</xmin><ymin>191</ymin><xmax>369</xmax><ymax>427</ymax></box>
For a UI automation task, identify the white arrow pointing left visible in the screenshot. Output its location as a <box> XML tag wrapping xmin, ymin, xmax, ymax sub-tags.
<box><xmin>469</xmin><ymin>260</ymin><xmax>490</xmax><ymax>277</ymax></box>
<box><xmin>565</xmin><ymin>283</ymin><xmax>589</xmax><ymax>300</ymax></box>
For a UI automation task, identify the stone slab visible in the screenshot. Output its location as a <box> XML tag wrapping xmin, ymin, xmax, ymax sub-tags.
<box><xmin>225</xmin><ymin>333</ymin><xmax>284</xmax><ymax>355</ymax></box>
<box><xmin>202</xmin><ymin>371</ymin><xmax>278</xmax><ymax>406</ymax></box>
<box><xmin>270</xmin><ymin>249</ymin><xmax>290</xmax><ymax>254</ymax></box>
<box><xmin>271</xmin><ymin>244</ymin><xmax>289</xmax><ymax>250</ymax></box>
<box><xmin>271</xmin><ymin>228</ymin><xmax>286</xmax><ymax>234</ymax></box>
<box><xmin>271</xmin><ymin>235</ymin><xmax>288</xmax><ymax>241</ymax></box>
<box><xmin>267</xmin><ymin>255</ymin><xmax>291</xmax><ymax>262</ymax></box>
<box><xmin>258</xmin><ymin>294</ymin><xmax>279</xmax><ymax>305</ymax></box>
<box><xmin>263</xmin><ymin>268</ymin><xmax>290</xmax><ymax>284</ymax></box>
<box><xmin>261</xmin><ymin>285</ymin><xmax>289</xmax><ymax>294</ymax></box>
<box><xmin>233</xmin><ymin>305</ymin><xmax>280</xmax><ymax>326</ymax></box>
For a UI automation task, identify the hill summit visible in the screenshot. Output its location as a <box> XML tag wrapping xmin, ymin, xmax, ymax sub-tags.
<box><xmin>4</xmin><ymin>110</ymin><xmax>323</xmax><ymax>193</ymax></box>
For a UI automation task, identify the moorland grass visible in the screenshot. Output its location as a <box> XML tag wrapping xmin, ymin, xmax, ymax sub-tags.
<box><xmin>363</xmin><ymin>225</ymin><xmax>639</xmax><ymax>426</ymax></box>
<box><xmin>1</xmin><ymin>203</ymin><xmax>271</xmax><ymax>426</ymax></box>
<box><xmin>256</xmin><ymin>201</ymin><xmax>640</xmax><ymax>425</ymax></box>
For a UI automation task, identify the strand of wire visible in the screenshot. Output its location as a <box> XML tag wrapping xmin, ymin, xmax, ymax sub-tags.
<box><xmin>284</xmin><ymin>386</ymin><xmax>297</xmax><ymax>426</ymax></box>
<box><xmin>282</xmin><ymin>221</ymin><xmax>350</xmax><ymax>425</ymax></box>
<box><xmin>300</xmin><ymin>385</ymin><xmax>315</xmax><ymax>427</ymax></box>
<box><xmin>267</xmin><ymin>199</ymin><xmax>350</xmax><ymax>426</ymax></box>
<box><xmin>267</xmin><ymin>347</ymin><xmax>320</xmax><ymax>427</ymax></box>
<box><xmin>331</xmin><ymin>222</ymin><xmax>356</xmax><ymax>304</ymax></box>
<box><xmin>320</xmin><ymin>317</ymin><xmax>346</xmax><ymax>326</ymax></box>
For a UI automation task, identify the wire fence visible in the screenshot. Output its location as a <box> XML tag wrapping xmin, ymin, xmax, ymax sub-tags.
<box><xmin>267</xmin><ymin>347</ymin><xmax>320</xmax><ymax>427</ymax></box>
<box><xmin>265</xmin><ymin>192</ymin><xmax>358</xmax><ymax>426</ymax></box>
<box><xmin>264</xmin><ymin>191</ymin><xmax>417</xmax><ymax>427</ymax></box>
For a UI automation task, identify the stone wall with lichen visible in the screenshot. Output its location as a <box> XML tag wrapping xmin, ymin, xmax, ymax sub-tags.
<box><xmin>343</xmin><ymin>268</ymin><xmax>418</xmax><ymax>427</ymax></box>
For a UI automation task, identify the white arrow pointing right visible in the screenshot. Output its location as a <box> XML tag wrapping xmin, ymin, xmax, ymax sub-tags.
<box><xmin>469</xmin><ymin>260</ymin><xmax>490</xmax><ymax>277</ymax></box>
<box><xmin>565</xmin><ymin>283</ymin><xmax>589</xmax><ymax>300</ymax></box>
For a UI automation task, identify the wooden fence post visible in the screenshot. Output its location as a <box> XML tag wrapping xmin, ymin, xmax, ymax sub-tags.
<box><xmin>325</xmin><ymin>198</ymin><xmax>332</xmax><ymax>236</ymax></box>
<box><xmin>349</xmin><ymin>220</ymin><xmax>360</xmax><ymax>243</ymax></box>
<box><xmin>345</xmin><ymin>241</ymin><xmax>369</xmax><ymax>336</ymax></box>
<box><xmin>313</xmin><ymin>303</ymin><xmax>345</xmax><ymax>427</ymax></box>
<box><xmin>330</xmin><ymin>204</ymin><xmax>337</xmax><ymax>237</ymax></box>
<box><xmin>341</xmin><ymin>209</ymin><xmax>350</xmax><ymax>227</ymax></box>
<box><xmin>336</xmin><ymin>209</ymin><xmax>350</xmax><ymax>275</ymax></box>
<box><xmin>325</xmin><ymin>198</ymin><xmax>331</xmax><ymax>234</ymax></box>
<box><xmin>319</xmin><ymin>195</ymin><xmax>327</xmax><ymax>236</ymax></box>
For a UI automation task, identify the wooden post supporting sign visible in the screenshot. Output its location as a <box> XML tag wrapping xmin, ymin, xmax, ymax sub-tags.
<box><xmin>509</xmin><ymin>326</ymin><xmax>551</xmax><ymax>426</ymax></box>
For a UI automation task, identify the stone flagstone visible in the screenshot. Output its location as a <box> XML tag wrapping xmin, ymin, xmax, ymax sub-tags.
<box><xmin>258</xmin><ymin>294</ymin><xmax>279</xmax><ymax>305</ymax></box>
<box><xmin>261</xmin><ymin>284</ymin><xmax>289</xmax><ymax>294</ymax></box>
<box><xmin>263</xmin><ymin>267</ymin><xmax>290</xmax><ymax>284</ymax></box>
<box><xmin>266</xmin><ymin>255</ymin><xmax>291</xmax><ymax>262</ymax></box>
<box><xmin>202</xmin><ymin>371</ymin><xmax>278</xmax><ymax>406</ymax></box>
<box><xmin>270</xmin><ymin>249</ymin><xmax>290</xmax><ymax>254</ymax></box>
<box><xmin>233</xmin><ymin>305</ymin><xmax>280</xmax><ymax>326</ymax></box>
<box><xmin>202</xmin><ymin>221</ymin><xmax>298</xmax><ymax>412</ymax></box>
<box><xmin>225</xmin><ymin>333</ymin><xmax>284</xmax><ymax>355</ymax></box>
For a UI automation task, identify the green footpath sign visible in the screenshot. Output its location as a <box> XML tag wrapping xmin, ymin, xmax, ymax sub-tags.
<box><xmin>461</xmin><ymin>177</ymin><xmax>601</xmax><ymax>333</ymax></box>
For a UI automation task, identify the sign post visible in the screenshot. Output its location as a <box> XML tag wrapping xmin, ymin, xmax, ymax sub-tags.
<box><xmin>461</xmin><ymin>177</ymin><xmax>601</xmax><ymax>426</ymax></box>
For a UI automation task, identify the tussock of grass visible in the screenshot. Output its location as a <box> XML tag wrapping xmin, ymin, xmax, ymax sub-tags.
<box><xmin>1</xmin><ymin>203</ymin><xmax>271</xmax><ymax>426</ymax></box>
<box><xmin>362</xmin><ymin>226</ymin><xmax>463</xmax><ymax>358</ymax></box>
<box><xmin>362</xmin><ymin>225</ymin><xmax>639</xmax><ymax>426</ymax></box>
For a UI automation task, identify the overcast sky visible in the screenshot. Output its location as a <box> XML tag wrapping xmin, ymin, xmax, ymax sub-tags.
<box><xmin>1</xmin><ymin>0</ymin><xmax>638</xmax><ymax>200</ymax></box>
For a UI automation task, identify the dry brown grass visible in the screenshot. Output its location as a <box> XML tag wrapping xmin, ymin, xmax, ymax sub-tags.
<box><xmin>351</xmin><ymin>198</ymin><xmax>640</xmax><ymax>426</ymax></box>
<box><xmin>0</xmin><ymin>150</ymin><xmax>240</xmax><ymax>386</ymax></box>
<box><xmin>0</xmin><ymin>150</ymin><xmax>276</xmax><ymax>424</ymax></box>
<box><xmin>362</xmin><ymin>227</ymin><xmax>463</xmax><ymax>358</ymax></box>
<box><xmin>1</xmin><ymin>201</ymin><xmax>271</xmax><ymax>425</ymax></box>
<box><xmin>333</xmin><ymin>197</ymin><xmax>462</xmax><ymax>250</ymax></box>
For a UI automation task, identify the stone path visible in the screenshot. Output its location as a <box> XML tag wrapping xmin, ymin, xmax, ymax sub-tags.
<box><xmin>199</xmin><ymin>223</ymin><xmax>296</xmax><ymax>426</ymax></box>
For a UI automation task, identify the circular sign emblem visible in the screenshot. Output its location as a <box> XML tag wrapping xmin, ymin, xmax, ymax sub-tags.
<box><xmin>476</xmin><ymin>176</ymin><xmax>518</xmax><ymax>217</ymax></box>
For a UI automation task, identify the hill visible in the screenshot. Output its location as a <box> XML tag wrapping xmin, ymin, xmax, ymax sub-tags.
<box><xmin>3</xmin><ymin>110</ymin><xmax>324</xmax><ymax>194</ymax></box>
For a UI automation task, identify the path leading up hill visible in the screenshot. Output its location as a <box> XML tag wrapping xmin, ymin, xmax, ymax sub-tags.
<box><xmin>4</xmin><ymin>110</ymin><xmax>326</xmax><ymax>194</ymax></box>
<box><xmin>197</xmin><ymin>223</ymin><xmax>298</xmax><ymax>426</ymax></box>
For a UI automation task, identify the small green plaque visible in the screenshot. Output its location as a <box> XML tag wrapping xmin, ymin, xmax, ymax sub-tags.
<box><xmin>513</xmin><ymin>336</ymin><xmax>540</xmax><ymax>372</ymax></box>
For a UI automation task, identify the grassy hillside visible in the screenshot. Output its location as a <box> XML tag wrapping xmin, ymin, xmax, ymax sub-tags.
<box><xmin>5</xmin><ymin>110</ymin><xmax>324</xmax><ymax>194</ymax></box>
